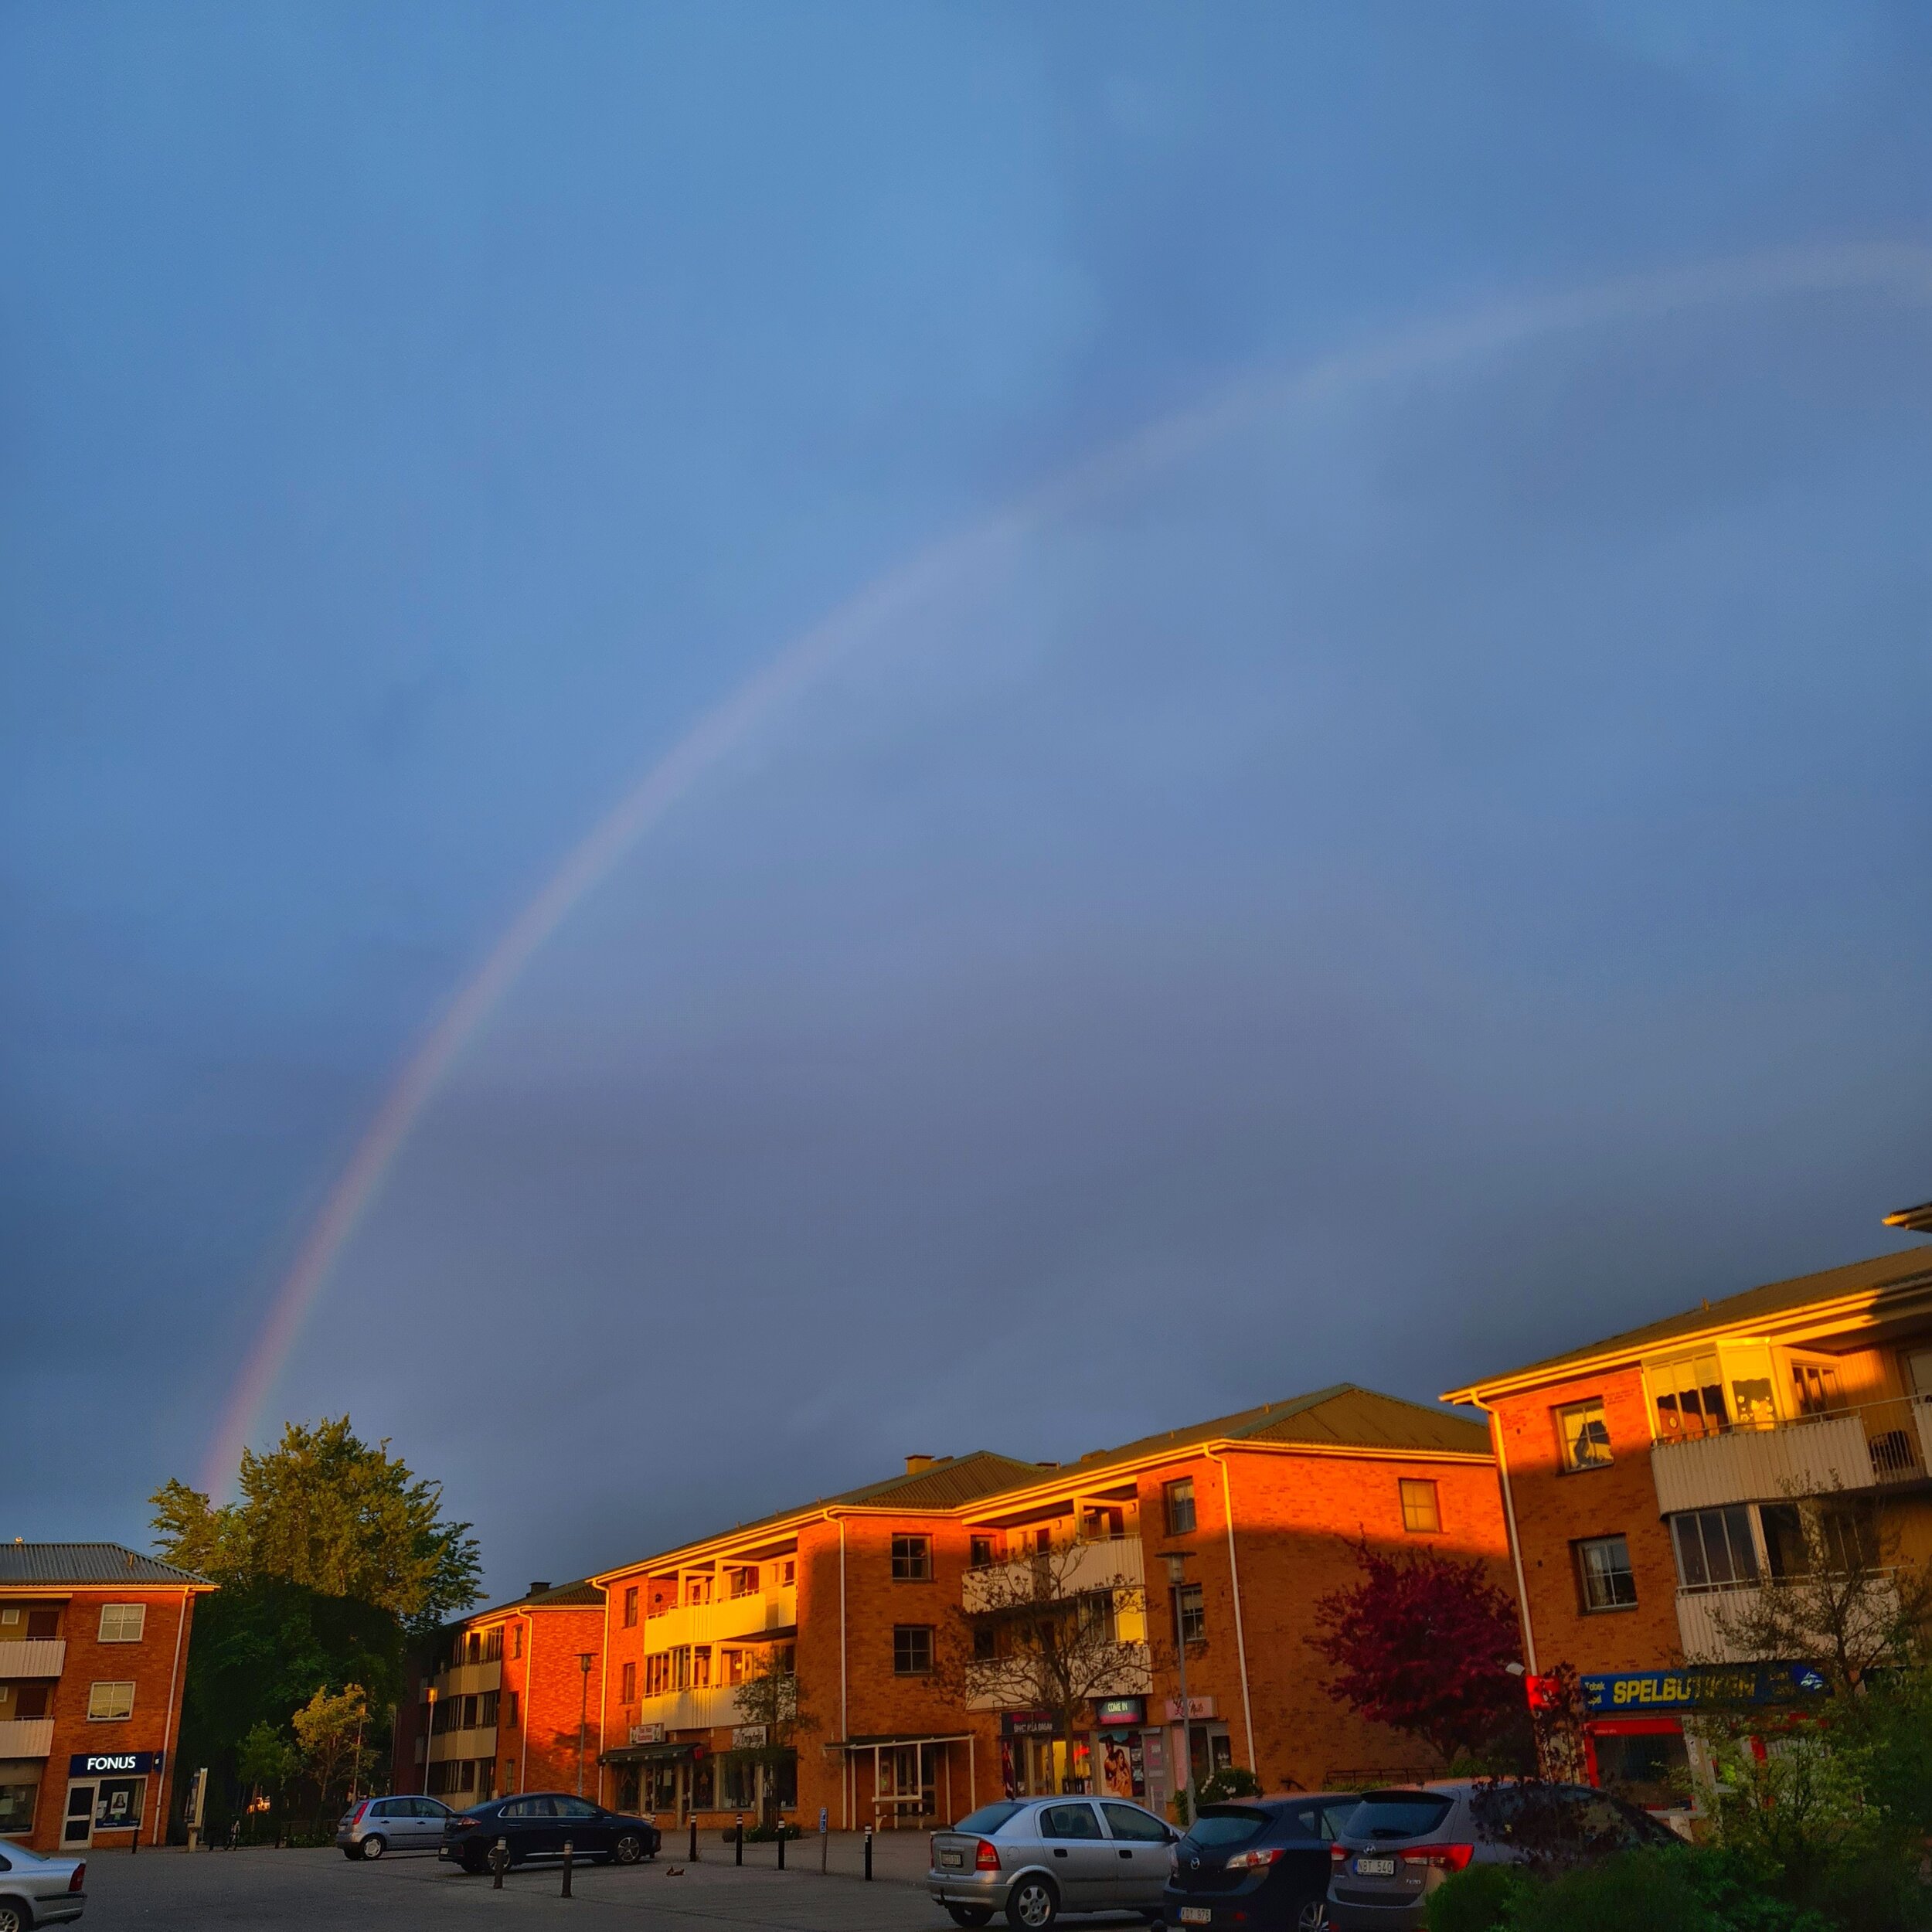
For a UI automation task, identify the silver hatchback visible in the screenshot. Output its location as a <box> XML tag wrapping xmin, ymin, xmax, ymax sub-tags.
<box><xmin>930</xmin><ymin>1795</ymin><xmax>1179</xmax><ymax>1928</ymax></box>
<box><xmin>337</xmin><ymin>1794</ymin><xmax>455</xmax><ymax>1859</ymax></box>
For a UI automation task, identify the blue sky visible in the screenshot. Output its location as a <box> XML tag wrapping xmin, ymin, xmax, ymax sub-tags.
<box><xmin>4</xmin><ymin>2</ymin><xmax>1930</xmax><ymax>1599</ymax></box>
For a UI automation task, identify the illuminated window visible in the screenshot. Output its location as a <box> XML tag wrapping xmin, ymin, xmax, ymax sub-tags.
<box><xmin>1556</xmin><ymin>1400</ymin><xmax>1612</xmax><ymax>1471</ymax></box>
<box><xmin>1399</xmin><ymin>1479</ymin><xmax>1441</xmax><ymax>1533</ymax></box>
<box><xmin>1651</xmin><ymin>1356</ymin><xmax>1728</xmax><ymax>1440</ymax></box>
<box><xmin>1575</xmin><ymin>1536</ymin><xmax>1637</xmax><ymax>1612</ymax></box>
<box><xmin>87</xmin><ymin>1681</ymin><xmax>135</xmax><ymax>1721</ymax></box>
<box><xmin>1165</xmin><ymin>1479</ymin><xmax>1196</xmax><ymax>1536</ymax></box>
<box><xmin>97</xmin><ymin>1604</ymin><xmax>146</xmax><ymax>1643</ymax></box>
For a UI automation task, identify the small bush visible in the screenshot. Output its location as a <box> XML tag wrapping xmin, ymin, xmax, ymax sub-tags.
<box><xmin>1512</xmin><ymin>1850</ymin><xmax>1716</xmax><ymax>1932</ymax></box>
<box><xmin>1425</xmin><ymin>1861</ymin><xmax>1532</xmax><ymax>1932</ymax></box>
<box><xmin>1198</xmin><ymin>1766</ymin><xmax>1262</xmax><ymax>1804</ymax></box>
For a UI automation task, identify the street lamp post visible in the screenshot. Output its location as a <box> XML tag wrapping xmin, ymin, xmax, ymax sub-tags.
<box><xmin>577</xmin><ymin>1654</ymin><xmax>594</xmax><ymax>1798</ymax></box>
<box><xmin>421</xmin><ymin>1686</ymin><xmax>438</xmax><ymax>1797</ymax></box>
<box><xmin>1158</xmin><ymin>1551</ymin><xmax>1198</xmax><ymax>1825</ymax></box>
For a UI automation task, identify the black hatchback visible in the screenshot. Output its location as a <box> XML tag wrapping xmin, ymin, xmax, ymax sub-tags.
<box><xmin>440</xmin><ymin>1793</ymin><xmax>660</xmax><ymax>1873</ymax></box>
<box><xmin>1163</xmin><ymin>1794</ymin><xmax>1360</xmax><ymax>1931</ymax></box>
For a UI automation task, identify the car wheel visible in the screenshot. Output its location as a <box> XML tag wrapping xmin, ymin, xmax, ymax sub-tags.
<box><xmin>947</xmin><ymin>1909</ymin><xmax>994</xmax><ymax>1928</ymax></box>
<box><xmin>1006</xmin><ymin>1875</ymin><xmax>1060</xmax><ymax>1928</ymax></box>
<box><xmin>360</xmin><ymin>1834</ymin><xmax>386</xmax><ymax>1860</ymax></box>
<box><xmin>0</xmin><ymin>1903</ymin><xmax>25</xmax><ymax>1932</ymax></box>
<box><xmin>614</xmin><ymin>1832</ymin><xmax>645</xmax><ymax>1865</ymax></box>
<box><xmin>1296</xmin><ymin>1898</ymin><xmax>1328</xmax><ymax>1931</ymax></box>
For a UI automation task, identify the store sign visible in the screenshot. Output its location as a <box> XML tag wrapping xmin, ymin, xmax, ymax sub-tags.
<box><xmin>1092</xmin><ymin>1698</ymin><xmax>1145</xmax><ymax>1727</ymax></box>
<box><xmin>732</xmin><ymin>1726</ymin><xmax>768</xmax><ymax>1748</ymax></box>
<box><xmin>1580</xmin><ymin>1665</ymin><xmax>1828</xmax><ymax>1713</ymax></box>
<box><xmin>70</xmin><ymin>1751</ymin><xmax>162</xmax><ymax>1777</ymax></box>
<box><xmin>630</xmin><ymin>1723</ymin><xmax>665</xmax><ymax>1745</ymax></box>
<box><xmin>1002</xmin><ymin>1709</ymin><xmax>1057</xmax><ymax>1738</ymax></box>
<box><xmin>1162</xmin><ymin>1696</ymin><xmax>1216</xmax><ymax>1721</ymax></box>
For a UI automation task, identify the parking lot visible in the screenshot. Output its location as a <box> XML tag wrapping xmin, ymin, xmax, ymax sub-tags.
<box><xmin>70</xmin><ymin>1835</ymin><xmax>1162</xmax><ymax>1930</ymax></box>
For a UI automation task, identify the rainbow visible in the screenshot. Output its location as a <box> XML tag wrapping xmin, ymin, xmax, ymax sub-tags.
<box><xmin>203</xmin><ymin>240</ymin><xmax>1932</xmax><ymax>1495</ymax></box>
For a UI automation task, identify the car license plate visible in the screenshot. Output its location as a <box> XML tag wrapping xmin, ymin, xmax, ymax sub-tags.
<box><xmin>940</xmin><ymin>1849</ymin><xmax>963</xmax><ymax>1869</ymax></box>
<box><xmin>1179</xmin><ymin>1910</ymin><xmax>1212</xmax><ymax>1926</ymax></box>
<box><xmin>1355</xmin><ymin>1855</ymin><xmax>1396</xmax><ymax>1876</ymax></box>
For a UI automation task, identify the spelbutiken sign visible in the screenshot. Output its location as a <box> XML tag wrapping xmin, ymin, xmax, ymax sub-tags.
<box><xmin>1579</xmin><ymin>1665</ymin><xmax>1826</xmax><ymax>1713</ymax></box>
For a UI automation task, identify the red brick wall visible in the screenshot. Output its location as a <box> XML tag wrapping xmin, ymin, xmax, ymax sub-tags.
<box><xmin>12</xmin><ymin>1586</ymin><xmax>200</xmax><ymax>1852</ymax></box>
<box><xmin>507</xmin><ymin>1606</ymin><xmax>607</xmax><ymax>1799</ymax></box>
<box><xmin>1492</xmin><ymin>1367</ymin><xmax>1682</xmax><ymax>1675</ymax></box>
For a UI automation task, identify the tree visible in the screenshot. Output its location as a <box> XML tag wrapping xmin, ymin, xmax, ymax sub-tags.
<box><xmin>1308</xmin><ymin>1542</ymin><xmax>1524</xmax><ymax>1764</ymax></box>
<box><xmin>152</xmin><ymin>1417</ymin><xmax>481</xmax><ymax>1631</ymax></box>
<box><xmin>944</xmin><ymin>1540</ymin><xmax>1148</xmax><ymax>1795</ymax></box>
<box><xmin>292</xmin><ymin>1683</ymin><xmax>376</xmax><ymax>1815</ymax></box>
<box><xmin>730</xmin><ymin>1645</ymin><xmax>817</xmax><ymax>1828</ymax></box>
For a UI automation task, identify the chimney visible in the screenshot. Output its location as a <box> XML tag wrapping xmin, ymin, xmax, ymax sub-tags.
<box><xmin>904</xmin><ymin>1455</ymin><xmax>936</xmax><ymax>1476</ymax></box>
<box><xmin>529</xmin><ymin>1581</ymin><xmax>552</xmax><ymax>1596</ymax></box>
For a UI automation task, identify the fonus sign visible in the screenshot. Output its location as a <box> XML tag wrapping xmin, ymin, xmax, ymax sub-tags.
<box><xmin>70</xmin><ymin>1751</ymin><xmax>162</xmax><ymax>1777</ymax></box>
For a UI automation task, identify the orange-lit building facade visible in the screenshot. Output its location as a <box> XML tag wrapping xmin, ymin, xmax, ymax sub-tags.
<box><xmin>393</xmin><ymin>1580</ymin><xmax>607</xmax><ymax>1804</ymax></box>
<box><xmin>0</xmin><ymin>1544</ymin><xmax>212</xmax><ymax>1854</ymax></box>
<box><xmin>576</xmin><ymin>1386</ymin><xmax>1509</xmax><ymax>1829</ymax></box>
<box><xmin>1447</xmin><ymin>1230</ymin><xmax>1932</xmax><ymax>1813</ymax></box>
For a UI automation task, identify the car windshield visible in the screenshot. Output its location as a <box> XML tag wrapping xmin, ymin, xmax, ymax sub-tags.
<box><xmin>1344</xmin><ymin>1793</ymin><xmax>1455</xmax><ymax>1841</ymax></box>
<box><xmin>954</xmin><ymin>1802</ymin><xmax>1025</xmax><ymax>1835</ymax></box>
<box><xmin>1185</xmin><ymin>1807</ymin><xmax>1269</xmax><ymax>1848</ymax></box>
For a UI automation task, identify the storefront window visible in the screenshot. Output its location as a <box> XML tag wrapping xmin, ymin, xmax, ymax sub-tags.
<box><xmin>0</xmin><ymin>1780</ymin><xmax>39</xmax><ymax>1834</ymax></box>
<box><xmin>94</xmin><ymin>1779</ymin><xmax>145</xmax><ymax>1830</ymax></box>
<box><xmin>1589</xmin><ymin>1725</ymin><xmax>1689</xmax><ymax>1810</ymax></box>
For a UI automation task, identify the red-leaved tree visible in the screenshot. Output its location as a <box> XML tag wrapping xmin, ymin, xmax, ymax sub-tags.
<box><xmin>1308</xmin><ymin>1543</ymin><xmax>1524</xmax><ymax>1764</ymax></box>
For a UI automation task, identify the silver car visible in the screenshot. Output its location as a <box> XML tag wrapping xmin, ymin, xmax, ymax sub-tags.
<box><xmin>336</xmin><ymin>1794</ymin><xmax>455</xmax><ymax>1859</ymax></box>
<box><xmin>0</xmin><ymin>1838</ymin><xmax>87</xmax><ymax>1930</ymax></box>
<box><xmin>930</xmin><ymin>1795</ymin><xmax>1179</xmax><ymax>1928</ymax></box>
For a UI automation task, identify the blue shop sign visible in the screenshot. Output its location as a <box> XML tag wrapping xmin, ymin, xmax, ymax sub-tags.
<box><xmin>1580</xmin><ymin>1665</ymin><xmax>1827</xmax><ymax>1713</ymax></box>
<box><xmin>70</xmin><ymin>1750</ymin><xmax>163</xmax><ymax>1777</ymax></box>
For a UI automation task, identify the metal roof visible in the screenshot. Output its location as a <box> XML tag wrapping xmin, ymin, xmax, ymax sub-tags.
<box><xmin>0</xmin><ymin>1543</ymin><xmax>207</xmax><ymax>1586</ymax></box>
<box><xmin>1444</xmin><ymin>1243</ymin><xmax>1932</xmax><ymax>1403</ymax></box>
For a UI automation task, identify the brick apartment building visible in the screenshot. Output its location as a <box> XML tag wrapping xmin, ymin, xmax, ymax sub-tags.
<box><xmin>0</xmin><ymin>1543</ymin><xmax>213</xmax><ymax>1853</ymax></box>
<box><xmin>1445</xmin><ymin>1219</ymin><xmax>1932</xmax><ymax>1812</ymax></box>
<box><xmin>564</xmin><ymin>1384</ymin><xmax>1507</xmax><ymax>1832</ymax></box>
<box><xmin>392</xmin><ymin>1580</ymin><xmax>607</xmax><ymax>1804</ymax></box>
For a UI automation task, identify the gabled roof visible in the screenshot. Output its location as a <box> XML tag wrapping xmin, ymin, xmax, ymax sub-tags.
<box><xmin>0</xmin><ymin>1543</ymin><xmax>208</xmax><ymax>1587</ymax></box>
<box><xmin>1444</xmin><ymin>1243</ymin><xmax>1932</xmax><ymax>1404</ymax></box>
<box><xmin>1057</xmin><ymin>1385</ymin><xmax>1490</xmax><ymax>1478</ymax></box>
<box><xmin>464</xmin><ymin>1578</ymin><xmax>604</xmax><ymax>1624</ymax></box>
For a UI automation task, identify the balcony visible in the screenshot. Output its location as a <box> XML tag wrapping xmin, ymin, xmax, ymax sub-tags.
<box><xmin>631</xmin><ymin>1684</ymin><xmax>743</xmax><ymax>1733</ymax></box>
<box><xmin>436</xmin><ymin>1658</ymin><xmax>502</xmax><ymax>1698</ymax></box>
<box><xmin>1650</xmin><ymin>1395</ymin><xmax>1932</xmax><ymax>1516</ymax></box>
<box><xmin>1676</xmin><ymin>1573</ymin><xmax>1902</xmax><ymax>1665</ymax></box>
<box><xmin>0</xmin><ymin>1641</ymin><xmax>64</xmax><ymax>1679</ymax></box>
<box><xmin>963</xmin><ymin>1640</ymin><xmax>1153</xmax><ymax>1712</ymax></box>
<box><xmin>427</xmin><ymin>1725</ymin><xmax>497</xmax><ymax>1763</ymax></box>
<box><xmin>962</xmin><ymin>1536</ymin><xmax>1145</xmax><ymax>1614</ymax></box>
<box><xmin>641</xmin><ymin>1584</ymin><xmax>797</xmax><ymax>1651</ymax></box>
<box><xmin>0</xmin><ymin>1719</ymin><xmax>55</xmax><ymax>1758</ymax></box>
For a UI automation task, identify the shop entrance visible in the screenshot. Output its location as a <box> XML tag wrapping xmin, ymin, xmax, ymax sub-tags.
<box><xmin>62</xmin><ymin>1776</ymin><xmax>145</xmax><ymax>1848</ymax></box>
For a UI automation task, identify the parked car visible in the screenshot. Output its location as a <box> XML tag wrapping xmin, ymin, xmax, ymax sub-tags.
<box><xmin>1163</xmin><ymin>1792</ymin><xmax>1359</xmax><ymax>1930</ymax></box>
<box><xmin>0</xmin><ymin>1839</ymin><xmax>86</xmax><ymax>1930</ymax></box>
<box><xmin>928</xmin><ymin>1795</ymin><xmax>1179</xmax><ymax>1928</ymax></box>
<box><xmin>1325</xmin><ymin>1781</ymin><xmax>1677</xmax><ymax>1928</ymax></box>
<box><xmin>439</xmin><ymin>1793</ymin><xmax>660</xmax><ymax>1873</ymax></box>
<box><xmin>336</xmin><ymin>1794</ymin><xmax>455</xmax><ymax>1859</ymax></box>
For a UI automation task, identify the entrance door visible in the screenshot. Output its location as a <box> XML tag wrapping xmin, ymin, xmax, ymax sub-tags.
<box><xmin>63</xmin><ymin>1784</ymin><xmax>94</xmax><ymax>1848</ymax></box>
<box><xmin>1907</xmin><ymin>1349</ymin><xmax>1932</xmax><ymax>1399</ymax></box>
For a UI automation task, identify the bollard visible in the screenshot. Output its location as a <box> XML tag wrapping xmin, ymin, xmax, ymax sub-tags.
<box><xmin>864</xmin><ymin>1824</ymin><xmax>873</xmax><ymax>1880</ymax></box>
<box><xmin>777</xmin><ymin>1824</ymin><xmax>785</xmax><ymax>1870</ymax></box>
<box><xmin>689</xmin><ymin>1818</ymin><xmax>698</xmax><ymax>1862</ymax></box>
<box><xmin>492</xmin><ymin>1838</ymin><xmax>508</xmax><ymax>1888</ymax></box>
<box><xmin>561</xmin><ymin>1838</ymin><xmax>573</xmax><ymax>1897</ymax></box>
<box><xmin>735</xmin><ymin>1815</ymin><xmax>743</xmax><ymax>1866</ymax></box>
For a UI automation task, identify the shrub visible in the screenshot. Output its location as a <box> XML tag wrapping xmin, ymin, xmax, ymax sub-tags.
<box><xmin>1512</xmin><ymin>1850</ymin><xmax>1716</xmax><ymax>1932</ymax></box>
<box><xmin>1424</xmin><ymin>1860</ymin><xmax>1532</xmax><ymax>1932</ymax></box>
<box><xmin>1198</xmin><ymin>1766</ymin><xmax>1262</xmax><ymax>1804</ymax></box>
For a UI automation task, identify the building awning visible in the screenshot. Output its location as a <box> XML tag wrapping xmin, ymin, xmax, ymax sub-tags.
<box><xmin>832</xmin><ymin>1731</ymin><xmax>976</xmax><ymax>1751</ymax></box>
<box><xmin>600</xmin><ymin>1742</ymin><xmax>697</xmax><ymax>1765</ymax></box>
<box><xmin>717</xmin><ymin>1625</ymin><xmax>797</xmax><ymax>1645</ymax></box>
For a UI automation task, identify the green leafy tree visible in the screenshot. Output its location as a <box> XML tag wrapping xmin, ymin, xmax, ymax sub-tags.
<box><xmin>730</xmin><ymin>1645</ymin><xmax>817</xmax><ymax>1828</ymax></box>
<box><xmin>293</xmin><ymin>1683</ymin><xmax>376</xmax><ymax>1813</ymax></box>
<box><xmin>152</xmin><ymin>1417</ymin><xmax>481</xmax><ymax>1631</ymax></box>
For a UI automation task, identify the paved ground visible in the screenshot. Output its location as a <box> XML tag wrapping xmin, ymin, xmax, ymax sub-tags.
<box><xmin>75</xmin><ymin>1836</ymin><xmax>1163</xmax><ymax>1930</ymax></box>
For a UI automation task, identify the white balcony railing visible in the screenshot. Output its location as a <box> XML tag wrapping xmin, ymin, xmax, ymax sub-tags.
<box><xmin>0</xmin><ymin>1719</ymin><xmax>55</xmax><ymax>1758</ymax></box>
<box><xmin>427</xmin><ymin>1724</ymin><xmax>497</xmax><ymax>1763</ymax></box>
<box><xmin>0</xmin><ymin>1641</ymin><xmax>64</xmax><ymax>1679</ymax></box>
<box><xmin>962</xmin><ymin>1536</ymin><xmax>1145</xmax><ymax>1614</ymax></box>
<box><xmin>641</xmin><ymin>1585</ymin><xmax>798</xmax><ymax>1652</ymax></box>
<box><xmin>963</xmin><ymin>1641</ymin><xmax>1154</xmax><ymax>1711</ymax></box>
<box><xmin>1675</xmin><ymin>1573</ymin><xmax>1902</xmax><ymax>1665</ymax></box>
<box><xmin>1651</xmin><ymin>1395</ymin><xmax>1931</xmax><ymax>1516</ymax></box>
<box><xmin>434</xmin><ymin>1658</ymin><xmax>502</xmax><ymax>1698</ymax></box>
<box><xmin>630</xmin><ymin>1684</ymin><xmax>743</xmax><ymax>1733</ymax></box>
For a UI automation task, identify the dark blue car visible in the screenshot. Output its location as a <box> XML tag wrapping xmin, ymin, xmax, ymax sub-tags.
<box><xmin>440</xmin><ymin>1792</ymin><xmax>660</xmax><ymax>1872</ymax></box>
<box><xmin>1163</xmin><ymin>1794</ymin><xmax>1361</xmax><ymax>1931</ymax></box>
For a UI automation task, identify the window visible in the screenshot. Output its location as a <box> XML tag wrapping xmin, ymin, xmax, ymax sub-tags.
<box><xmin>97</xmin><ymin>1604</ymin><xmax>146</xmax><ymax>1643</ymax></box>
<box><xmin>512</xmin><ymin>1625</ymin><xmax>523</xmax><ymax>1659</ymax></box>
<box><xmin>728</xmin><ymin>1566</ymin><xmax>758</xmax><ymax>1598</ymax></box>
<box><xmin>891</xmin><ymin>1536</ymin><xmax>931</xmax><ymax>1580</ymax></box>
<box><xmin>1576</xmin><ymin>1535</ymin><xmax>1638</xmax><ymax>1611</ymax></box>
<box><xmin>972</xmin><ymin>1624</ymin><xmax>996</xmax><ymax>1661</ymax></box>
<box><xmin>505</xmin><ymin>1690</ymin><xmax>519</xmax><ymax>1730</ymax></box>
<box><xmin>645</xmin><ymin>1653</ymin><xmax>670</xmax><ymax>1696</ymax></box>
<box><xmin>686</xmin><ymin>1577</ymin><xmax>710</xmax><ymax>1605</ymax></box>
<box><xmin>672</xmin><ymin>1647</ymin><xmax>692</xmax><ymax>1691</ymax></box>
<box><xmin>479</xmin><ymin>1689</ymin><xmax>498</xmax><ymax>1726</ymax></box>
<box><xmin>1173</xmin><ymin>1582</ymin><xmax>1206</xmax><ymax>1645</ymax></box>
<box><xmin>969</xmin><ymin>1536</ymin><xmax>996</xmax><ymax>1570</ymax></box>
<box><xmin>1041</xmin><ymin>1801</ymin><xmax>1103</xmax><ymax>1839</ymax></box>
<box><xmin>87</xmin><ymin>1681</ymin><xmax>135</xmax><ymax>1721</ymax></box>
<box><xmin>1762</xmin><ymin>1501</ymin><xmax>1878</xmax><ymax>1579</ymax></box>
<box><xmin>893</xmin><ymin>1625</ymin><xmax>934</xmax><ymax>1675</ymax></box>
<box><xmin>465</xmin><ymin>1631</ymin><xmax>481</xmax><ymax>1663</ymax></box>
<box><xmin>461</xmin><ymin>1694</ymin><xmax>480</xmax><ymax>1730</ymax></box>
<box><xmin>1651</xmin><ymin>1355</ymin><xmax>1728</xmax><ymax>1440</ymax></box>
<box><xmin>1671</xmin><ymin>1507</ymin><xmax>1758</xmax><ymax>1591</ymax></box>
<box><xmin>1556</xmin><ymin>1400</ymin><xmax>1612</xmax><ymax>1471</ymax></box>
<box><xmin>26</xmin><ymin>1610</ymin><xmax>59</xmax><ymax>1639</ymax></box>
<box><xmin>692</xmin><ymin>1645</ymin><xmax>713</xmax><ymax>1688</ymax></box>
<box><xmin>623</xmin><ymin>1587</ymin><xmax>639</xmax><ymax>1628</ymax></box>
<box><xmin>1165</xmin><ymin>1478</ymin><xmax>1196</xmax><ymax>1536</ymax></box>
<box><xmin>781</xmin><ymin>1560</ymin><xmax>796</xmax><ymax>1587</ymax></box>
<box><xmin>1399</xmin><ymin>1479</ymin><xmax>1441</xmax><ymax>1533</ymax></box>
<box><xmin>723</xmin><ymin>1648</ymin><xmax>747</xmax><ymax>1685</ymax></box>
<box><xmin>1791</xmin><ymin>1361</ymin><xmax>1844</xmax><ymax>1416</ymax></box>
<box><xmin>1102</xmin><ymin>1801</ymin><xmax>1170</xmax><ymax>1842</ymax></box>
<box><xmin>621</xmin><ymin>1662</ymin><xmax>636</xmax><ymax>1702</ymax></box>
